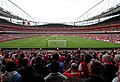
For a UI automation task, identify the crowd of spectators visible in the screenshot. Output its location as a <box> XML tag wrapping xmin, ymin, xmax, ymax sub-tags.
<box><xmin>77</xmin><ymin>34</ymin><xmax>120</xmax><ymax>43</ymax></box>
<box><xmin>0</xmin><ymin>34</ymin><xmax>40</xmax><ymax>42</ymax></box>
<box><xmin>0</xmin><ymin>21</ymin><xmax>120</xmax><ymax>32</ymax></box>
<box><xmin>0</xmin><ymin>49</ymin><xmax>120</xmax><ymax>82</ymax></box>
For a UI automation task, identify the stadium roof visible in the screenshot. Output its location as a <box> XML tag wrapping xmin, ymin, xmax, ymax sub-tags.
<box><xmin>0</xmin><ymin>0</ymin><xmax>120</xmax><ymax>25</ymax></box>
<box><xmin>83</xmin><ymin>4</ymin><xmax>120</xmax><ymax>21</ymax></box>
<box><xmin>0</xmin><ymin>7</ymin><xmax>24</xmax><ymax>20</ymax></box>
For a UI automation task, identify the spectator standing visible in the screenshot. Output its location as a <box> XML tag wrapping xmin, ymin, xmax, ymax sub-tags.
<box><xmin>44</xmin><ymin>61</ymin><xmax>67</xmax><ymax>82</ymax></box>
<box><xmin>78</xmin><ymin>54</ymin><xmax>92</xmax><ymax>78</ymax></box>
<box><xmin>114</xmin><ymin>54</ymin><xmax>120</xmax><ymax>68</ymax></box>
<box><xmin>64</xmin><ymin>63</ymin><xmax>81</xmax><ymax>78</ymax></box>
<box><xmin>47</xmin><ymin>53</ymin><xmax>64</xmax><ymax>73</ymax></box>
<box><xmin>86</xmin><ymin>60</ymin><xmax>106</xmax><ymax>82</ymax></box>
<box><xmin>22</xmin><ymin>65</ymin><xmax>44</xmax><ymax>82</ymax></box>
<box><xmin>102</xmin><ymin>54</ymin><xmax>118</xmax><ymax>82</ymax></box>
<box><xmin>2</xmin><ymin>61</ymin><xmax>22</xmax><ymax>82</ymax></box>
<box><xmin>33</xmin><ymin>56</ymin><xmax>50</xmax><ymax>77</ymax></box>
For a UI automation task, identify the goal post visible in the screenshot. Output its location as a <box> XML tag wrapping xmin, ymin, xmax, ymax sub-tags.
<box><xmin>48</xmin><ymin>40</ymin><xmax>67</xmax><ymax>47</ymax></box>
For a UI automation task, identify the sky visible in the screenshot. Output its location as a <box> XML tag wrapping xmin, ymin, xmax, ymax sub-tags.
<box><xmin>1</xmin><ymin>0</ymin><xmax>120</xmax><ymax>23</ymax></box>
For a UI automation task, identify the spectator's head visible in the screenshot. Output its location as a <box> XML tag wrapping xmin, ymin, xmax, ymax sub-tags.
<box><xmin>52</xmin><ymin>53</ymin><xmax>59</xmax><ymax>60</ymax></box>
<box><xmin>50</xmin><ymin>60</ymin><xmax>60</xmax><ymax>73</ymax></box>
<box><xmin>20</xmin><ymin>58</ymin><xmax>29</xmax><ymax>67</ymax></box>
<box><xmin>97</xmin><ymin>53</ymin><xmax>103</xmax><ymax>61</ymax></box>
<box><xmin>19</xmin><ymin>53</ymin><xmax>25</xmax><ymax>59</ymax></box>
<box><xmin>114</xmin><ymin>54</ymin><xmax>120</xmax><ymax>63</ymax></box>
<box><xmin>88</xmin><ymin>60</ymin><xmax>104</xmax><ymax>76</ymax></box>
<box><xmin>70</xmin><ymin>63</ymin><xmax>78</xmax><ymax>73</ymax></box>
<box><xmin>84</xmin><ymin>54</ymin><xmax>92</xmax><ymax>63</ymax></box>
<box><xmin>35</xmin><ymin>56</ymin><xmax>42</xmax><ymax>65</ymax></box>
<box><xmin>80</xmin><ymin>53</ymin><xmax>85</xmax><ymax>59</ymax></box>
<box><xmin>5</xmin><ymin>61</ymin><xmax>17</xmax><ymax>72</ymax></box>
<box><xmin>71</xmin><ymin>56</ymin><xmax>76</xmax><ymax>60</ymax></box>
<box><xmin>102</xmin><ymin>54</ymin><xmax>111</xmax><ymax>63</ymax></box>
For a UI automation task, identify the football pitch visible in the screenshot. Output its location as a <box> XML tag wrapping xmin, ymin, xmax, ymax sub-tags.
<box><xmin>0</xmin><ymin>36</ymin><xmax>120</xmax><ymax>48</ymax></box>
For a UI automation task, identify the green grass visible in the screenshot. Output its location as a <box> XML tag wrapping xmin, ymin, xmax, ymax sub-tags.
<box><xmin>0</xmin><ymin>36</ymin><xmax>120</xmax><ymax>48</ymax></box>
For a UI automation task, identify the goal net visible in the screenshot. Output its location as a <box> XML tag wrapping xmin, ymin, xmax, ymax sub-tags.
<box><xmin>48</xmin><ymin>40</ymin><xmax>67</xmax><ymax>47</ymax></box>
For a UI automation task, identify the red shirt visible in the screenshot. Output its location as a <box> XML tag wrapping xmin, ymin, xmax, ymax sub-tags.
<box><xmin>80</xmin><ymin>62</ymin><xmax>89</xmax><ymax>77</ymax></box>
<box><xmin>64</xmin><ymin>71</ymin><xmax>81</xmax><ymax>78</ymax></box>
